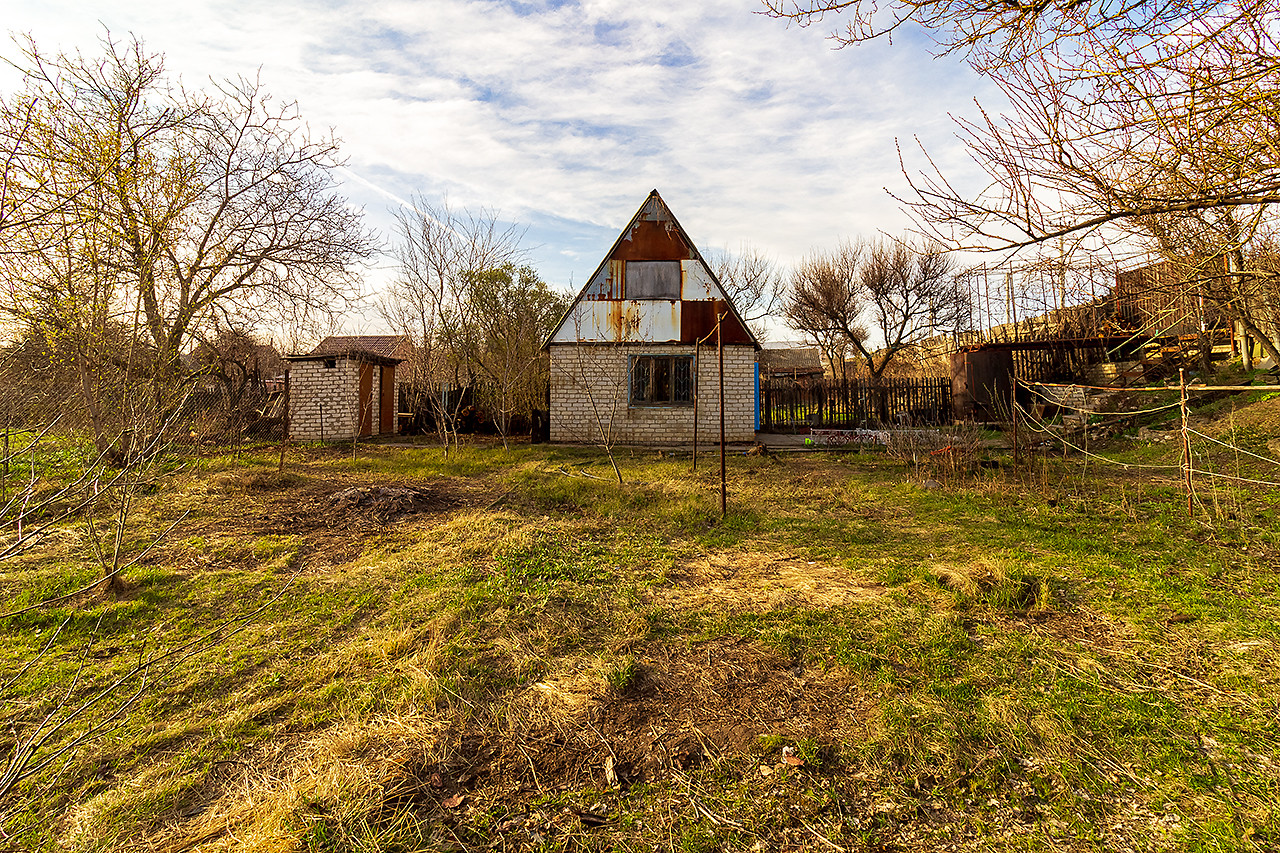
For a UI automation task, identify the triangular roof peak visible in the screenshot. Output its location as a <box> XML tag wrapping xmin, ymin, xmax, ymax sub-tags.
<box><xmin>545</xmin><ymin>191</ymin><xmax>761</xmax><ymax>349</ymax></box>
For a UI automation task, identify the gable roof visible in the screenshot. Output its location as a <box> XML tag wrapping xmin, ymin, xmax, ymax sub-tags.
<box><xmin>544</xmin><ymin>190</ymin><xmax>761</xmax><ymax>350</ymax></box>
<box><xmin>760</xmin><ymin>346</ymin><xmax>825</xmax><ymax>377</ymax></box>
<box><xmin>308</xmin><ymin>335</ymin><xmax>412</xmax><ymax>359</ymax></box>
<box><xmin>284</xmin><ymin>335</ymin><xmax>412</xmax><ymax>365</ymax></box>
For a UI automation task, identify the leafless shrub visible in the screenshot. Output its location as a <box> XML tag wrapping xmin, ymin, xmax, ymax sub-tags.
<box><xmin>885</xmin><ymin>423</ymin><xmax>985</xmax><ymax>484</ymax></box>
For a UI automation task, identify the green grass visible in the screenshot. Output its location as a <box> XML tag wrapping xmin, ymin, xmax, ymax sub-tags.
<box><xmin>1</xmin><ymin>430</ymin><xmax>1278</xmax><ymax>851</ymax></box>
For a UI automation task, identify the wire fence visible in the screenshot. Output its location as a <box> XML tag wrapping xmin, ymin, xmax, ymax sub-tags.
<box><xmin>1013</xmin><ymin>374</ymin><xmax>1280</xmax><ymax>515</ymax></box>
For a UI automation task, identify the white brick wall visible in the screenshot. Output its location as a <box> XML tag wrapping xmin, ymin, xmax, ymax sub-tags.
<box><xmin>548</xmin><ymin>344</ymin><xmax>756</xmax><ymax>445</ymax></box>
<box><xmin>288</xmin><ymin>358</ymin><xmax>399</xmax><ymax>440</ymax></box>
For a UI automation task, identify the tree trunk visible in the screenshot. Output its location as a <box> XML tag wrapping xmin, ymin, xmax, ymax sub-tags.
<box><xmin>74</xmin><ymin>347</ymin><xmax>116</xmax><ymax>460</ymax></box>
<box><xmin>1231</xmin><ymin>312</ymin><xmax>1280</xmax><ymax>367</ymax></box>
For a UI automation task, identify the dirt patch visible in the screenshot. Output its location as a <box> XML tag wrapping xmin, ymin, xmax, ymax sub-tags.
<box><xmin>230</xmin><ymin>475</ymin><xmax>487</xmax><ymax>534</ymax></box>
<box><xmin>383</xmin><ymin>636</ymin><xmax>870</xmax><ymax>812</ymax></box>
<box><xmin>995</xmin><ymin>607</ymin><xmax>1131</xmax><ymax>651</ymax></box>
<box><xmin>176</xmin><ymin>473</ymin><xmax>502</xmax><ymax>572</ymax></box>
<box><xmin>150</xmin><ymin>638</ymin><xmax>875</xmax><ymax>850</ymax></box>
<box><xmin>661</xmin><ymin>550</ymin><xmax>884</xmax><ymax>611</ymax></box>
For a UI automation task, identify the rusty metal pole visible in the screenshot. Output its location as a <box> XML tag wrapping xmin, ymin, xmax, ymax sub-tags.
<box><xmin>279</xmin><ymin>370</ymin><xmax>290</xmax><ymax>473</ymax></box>
<box><xmin>692</xmin><ymin>327</ymin><xmax>718</xmax><ymax>473</ymax></box>
<box><xmin>1011</xmin><ymin>369</ymin><xmax>1021</xmax><ymax>468</ymax></box>
<box><xmin>1010</xmin><ymin>281</ymin><xmax>1022</xmax><ymax>469</ymax></box>
<box><xmin>1180</xmin><ymin>368</ymin><xmax>1193</xmax><ymax>516</ymax></box>
<box><xmin>692</xmin><ymin>338</ymin><xmax>699</xmax><ymax>472</ymax></box>
<box><xmin>718</xmin><ymin>313</ymin><xmax>727</xmax><ymax>518</ymax></box>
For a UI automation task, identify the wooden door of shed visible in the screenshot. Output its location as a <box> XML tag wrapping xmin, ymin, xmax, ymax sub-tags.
<box><xmin>379</xmin><ymin>365</ymin><xmax>395</xmax><ymax>434</ymax></box>
<box><xmin>358</xmin><ymin>364</ymin><xmax>374</xmax><ymax>436</ymax></box>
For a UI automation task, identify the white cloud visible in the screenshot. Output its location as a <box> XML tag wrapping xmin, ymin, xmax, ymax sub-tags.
<box><xmin>3</xmin><ymin>0</ymin><xmax>1000</xmax><ymax>325</ymax></box>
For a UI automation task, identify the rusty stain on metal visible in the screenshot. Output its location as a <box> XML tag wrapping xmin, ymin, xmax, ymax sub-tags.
<box><xmin>664</xmin><ymin>299</ymin><xmax>680</xmax><ymax>340</ymax></box>
<box><xmin>681</xmin><ymin>259</ymin><xmax>714</xmax><ymax>300</ymax></box>
<box><xmin>614</xmin><ymin>219</ymin><xmax>692</xmax><ymax>261</ymax></box>
<box><xmin>680</xmin><ymin>300</ymin><xmax>750</xmax><ymax>344</ymax></box>
<box><xmin>605</xmin><ymin>300</ymin><xmax>642</xmax><ymax>339</ymax></box>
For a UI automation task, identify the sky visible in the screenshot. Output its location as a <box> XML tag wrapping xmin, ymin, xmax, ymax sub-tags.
<box><xmin>1</xmin><ymin>0</ymin><xmax>997</xmax><ymax>339</ymax></box>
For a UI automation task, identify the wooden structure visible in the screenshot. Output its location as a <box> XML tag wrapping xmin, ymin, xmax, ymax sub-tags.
<box><xmin>760</xmin><ymin>376</ymin><xmax>951</xmax><ymax>430</ymax></box>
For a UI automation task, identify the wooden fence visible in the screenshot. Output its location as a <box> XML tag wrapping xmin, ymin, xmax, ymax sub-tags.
<box><xmin>760</xmin><ymin>376</ymin><xmax>952</xmax><ymax>431</ymax></box>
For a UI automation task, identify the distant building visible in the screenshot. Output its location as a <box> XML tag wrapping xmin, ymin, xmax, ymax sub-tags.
<box><xmin>759</xmin><ymin>345</ymin><xmax>825</xmax><ymax>382</ymax></box>
<box><xmin>543</xmin><ymin>190</ymin><xmax>761</xmax><ymax>445</ymax></box>
<box><xmin>1113</xmin><ymin>258</ymin><xmax>1228</xmax><ymax>337</ymax></box>
<box><xmin>284</xmin><ymin>335</ymin><xmax>412</xmax><ymax>440</ymax></box>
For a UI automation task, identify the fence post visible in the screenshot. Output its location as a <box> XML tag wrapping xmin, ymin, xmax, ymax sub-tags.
<box><xmin>718</xmin><ymin>313</ymin><xmax>727</xmax><ymax>518</ymax></box>
<box><xmin>1180</xmin><ymin>368</ymin><xmax>1194</xmax><ymax>516</ymax></box>
<box><xmin>279</xmin><ymin>370</ymin><xmax>290</xmax><ymax>473</ymax></box>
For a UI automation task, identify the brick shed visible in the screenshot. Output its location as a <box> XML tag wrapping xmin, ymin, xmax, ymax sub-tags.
<box><xmin>285</xmin><ymin>335</ymin><xmax>411</xmax><ymax>441</ymax></box>
<box><xmin>543</xmin><ymin>190</ymin><xmax>761</xmax><ymax>445</ymax></box>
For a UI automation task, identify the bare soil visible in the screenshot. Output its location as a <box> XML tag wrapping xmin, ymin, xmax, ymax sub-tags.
<box><xmin>369</xmin><ymin>636</ymin><xmax>875</xmax><ymax>845</ymax></box>
<box><xmin>174</xmin><ymin>471</ymin><xmax>503</xmax><ymax>572</ymax></box>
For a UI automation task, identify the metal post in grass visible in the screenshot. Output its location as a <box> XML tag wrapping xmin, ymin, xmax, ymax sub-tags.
<box><xmin>718</xmin><ymin>312</ymin><xmax>727</xmax><ymax>519</ymax></box>
<box><xmin>279</xmin><ymin>370</ymin><xmax>290</xmax><ymax>474</ymax></box>
<box><xmin>692</xmin><ymin>326</ymin><xmax>717</xmax><ymax>473</ymax></box>
<box><xmin>1011</xmin><ymin>291</ymin><xmax>1022</xmax><ymax>470</ymax></box>
<box><xmin>1012</xmin><ymin>369</ymin><xmax>1022</xmax><ymax>469</ymax></box>
<box><xmin>693</xmin><ymin>336</ymin><xmax>699</xmax><ymax>472</ymax></box>
<box><xmin>1180</xmin><ymin>368</ymin><xmax>1194</xmax><ymax>516</ymax></box>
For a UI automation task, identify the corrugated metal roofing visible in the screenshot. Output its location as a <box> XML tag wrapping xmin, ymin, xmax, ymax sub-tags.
<box><xmin>285</xmin><ymin>335</ymin><xmax>412</xmax><ymax>365</ymax></box>
<box><xmin>306</xmin><ymin>335</ymin><xmax>412</xmax><ymax>359</ymax></box>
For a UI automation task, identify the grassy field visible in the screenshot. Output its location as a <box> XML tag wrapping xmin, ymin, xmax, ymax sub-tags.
<box><xmin>2</xmin><ymin>398</ymin><xmax>1279</xmax><ymax>852</ymax></box>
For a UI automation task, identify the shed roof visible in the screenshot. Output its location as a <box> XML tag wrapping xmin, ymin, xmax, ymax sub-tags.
<box><xmin>760</xmin><ymin>347</ymin><xmax>824</xmax><ymax>377</ymax></box>
<box><xmin>308</xmin><ymin>335</ymin><xmax>412</xmax><ymax>359</ymax></box>
<box><xmin>284</xmin><ymin>334</ymin><xmax>411</xmax><ymax>365</ymax></box>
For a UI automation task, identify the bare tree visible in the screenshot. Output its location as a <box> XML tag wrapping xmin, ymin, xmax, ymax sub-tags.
<box><xmin>0</xmin><ymin>33</ymin><xmax>373</xmax><ymax>431</ymax></box>
<box><xmin>764</xmin><ymin>2</ymin><xmax>1280</xmax><ymax>356</ymax></box>
<box><xmin>783</xmin><ymin>241</ymin><xmax>862</xmax><ymax>384</ymax></box>
<box><xmin>760</xmin><ymin>1</ymin><xmax>1266</xmax><ymax>79</ymax></box>
<box><xmin>190</xmin><ymin>324</ymin><xmax>284</xmax><ymax>433</ymax></box>
<box><xmin>707</xmin><ymin>243</ymin><xmax>785</xmax><ymax>339</ymax></box>
<box><xmin>548</xmin><ymin>343</ymin><xmax>629</xmax><ymax>484</ymax></box>
<box><xmin>785</xmin><ymin>238</ymin><xmax>968</xmax><ymax>382</ymax></box>
<box><xmin>382</xmin><ymin>198</ymin><xmax>525</xmax><ymax>450</ymax></box>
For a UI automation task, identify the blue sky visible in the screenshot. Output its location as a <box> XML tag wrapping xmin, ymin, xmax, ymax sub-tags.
<box><xmin>2</xmin><ymin>0</ymin><xmax>997</xmax><ymax>338</ymax></box>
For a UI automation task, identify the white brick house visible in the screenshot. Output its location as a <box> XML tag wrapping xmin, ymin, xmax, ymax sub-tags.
<box><xmin>284</xmin><ymin>335</ymin><xmax>411</xmax><ymax>441</ymax></box>
<box><xmin>543</xmin><ymin>191</ymin><xmax>761</xmax><ymax>445</ymax></box>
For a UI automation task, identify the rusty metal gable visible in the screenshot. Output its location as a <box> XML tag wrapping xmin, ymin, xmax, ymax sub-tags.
<box><xmin>613</xmin><ymin>218</ymin><xmax>692</xmax><ymax>261</ymax></box>
<box><xmin>543</xmin><ymin>189</ymin><xmax>763</xmax><ymax>350</ymax></box>
<box><xmin>548</xmin><ymin>299</ymin><xmax>681</xmax><ymax>344</ymax></box>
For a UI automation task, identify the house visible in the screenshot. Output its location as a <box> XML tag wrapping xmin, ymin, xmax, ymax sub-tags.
<box><xmin>543</xmin><ymin>190</ymin><xmax>761</xmax><ymax>445</ymax></box>
<box><xmin>284</xmin><ymin>335</ymin><xmax>412</xmax><ymax>440</ymax></box>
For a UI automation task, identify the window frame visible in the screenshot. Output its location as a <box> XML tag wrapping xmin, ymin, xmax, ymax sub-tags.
<box><xmin>629</xmin><ymin>353</ymin><xmax>695</xmax><ymax>407</ymax></box>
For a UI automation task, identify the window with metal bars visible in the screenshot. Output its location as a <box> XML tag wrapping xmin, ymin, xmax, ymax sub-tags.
<box><xmin>629</xmin><ymin>354</ymin><xmax>694</xmax><ymax>405</ymax></box>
